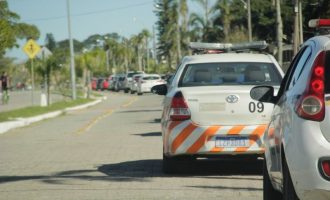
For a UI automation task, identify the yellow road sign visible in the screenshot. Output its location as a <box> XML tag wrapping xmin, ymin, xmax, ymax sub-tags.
<box><xmin>23</xmin><ymin>39</ymin><xmax>41</xmax><ymax>59</ymax></box>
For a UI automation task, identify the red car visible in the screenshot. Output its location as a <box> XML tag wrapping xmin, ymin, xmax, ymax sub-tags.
<box><xmin>91</xmin><ymin>78</ymin><xmax>97</xmax><ymax>90</ymax></box>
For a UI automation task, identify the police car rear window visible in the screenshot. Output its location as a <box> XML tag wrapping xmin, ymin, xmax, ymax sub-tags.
<box><xmin>178</xmin><ymin>62</ymin><xmax>282</xmax><ymax>87</ymax></box>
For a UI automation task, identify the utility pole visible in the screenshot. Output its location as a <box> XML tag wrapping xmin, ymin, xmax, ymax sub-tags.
<box><xmin>240</xmin><ymin>0</ymin><xmax>252</xmax><ymax>42</ymax></box>
<box><xmin>66</xmin><ymin>0</ymin><xmax>77</xmax><ymax>100</ymax></box>
<box><xmin>276</xmin><ymin>0</ymin><xmax>283</xmax><ymax>67</ymax></box>
<box><xmin>247</xmin><ymin>0</ymin><xmax>252</xmax><ymax>42</ymax></box>
<box><xmin>298</xmin><ymin>0</ymin><xmax>303</xmax><ymax>45</ymax></box>
<box><xmin>293</xmin><ymin>0</ymin><xmax>299</xmax><ymax>56</ymax></box>
<box><xmin>152</xmin><ymin>25</ymin><xmax>157</xmax><ymax>63</ymax></box>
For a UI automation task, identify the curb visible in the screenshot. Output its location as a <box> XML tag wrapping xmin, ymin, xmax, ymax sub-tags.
<box><xmin>0</xmin><ymin>99</ymin><xmax>103</xmax><ymax>135</ymax></box>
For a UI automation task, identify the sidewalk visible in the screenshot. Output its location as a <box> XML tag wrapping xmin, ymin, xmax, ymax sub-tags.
<box><xmin>0</xmin><ymin>90</ymin><xmax>65</xmax><ymax>112</ymax></box>
<box><xmin>0</xmin><ymin>91</ymin><xmax>105</xmax><ymax>134</ymax></box>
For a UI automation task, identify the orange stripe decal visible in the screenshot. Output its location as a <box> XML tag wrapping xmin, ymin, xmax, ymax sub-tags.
<box><xmin>228</xmin><ymin>125</ymin><xmax>245</xmax><ymax>135</ymax></box>
<box><xmin>171</xmin><ymin>123</ymin><xmax>198</xmax><ymax>153</ymax></box>
<box><xmin>250</xmin><ymin>125</ymin><xmax>267</xmax><ymax>141</ymax></box>
<box><xmin>186</xmin><ymin>126</ymin><xmax>221</xmax><ymax>154</ymax></box>
<box><xmin>234</xmin><ymin>125</ymin><xmax>267</xmax><ymax>153</ymax></box>
<box><xmin>210</xmin><ymin>147</ymin><xmax>224</xmax><ymax>153</ymax></box>
<box><xmin>168</xmin><ymin>121</ymin><xmax>182</xmax><ymax>132</ymax></box>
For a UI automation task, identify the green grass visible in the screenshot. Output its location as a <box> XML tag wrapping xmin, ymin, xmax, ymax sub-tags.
<box><xmin>0</xmin><ymin>98</ymin><xmax>94</xmax><ymax>122</ymax></box>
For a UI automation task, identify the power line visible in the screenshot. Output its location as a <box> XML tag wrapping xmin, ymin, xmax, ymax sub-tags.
<box><xmin>24</xmin><ymin>1</ymin><xmax>153</xmax><ymax>22</ymax></box>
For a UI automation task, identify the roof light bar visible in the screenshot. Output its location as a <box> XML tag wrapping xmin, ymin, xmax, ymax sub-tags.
<box><xmin>189</xmin><ymin>41</ymin><xmax>268</xmax><ymax>53</ymax></box>
<box><xmin>309</xmin><ymin>19</ymin><xmax>330</xmax><ymax>28</ymax></box>
<box><xmin>231</xmin><ymin>41</ymin><xmax>268</xmax><ymax>50</ymax></box>
<box><xmin>189</xmin><ymin>42</ymin><xmax>232</xmax><ymax>50</ymax></box>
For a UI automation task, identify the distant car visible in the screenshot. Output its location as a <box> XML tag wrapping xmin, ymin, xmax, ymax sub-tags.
<box><xmin>137</xmin><ymin>74</ymin><xmax>165</xmax><ymax>95</ymax></box>
<box><xmin>96</xmin><ymin>78</ymin><xmax>105</xmax><ymax>91</ymax></box>
<box><xmin>102</xmin><ymin>78</ymin><xmax>109</xmax><ymax>90</ymax></box>
<box><xmin>91</xmin><ymin>78</ymin><xmax>97</xmax><ymax>90</ymax></box>
<box><xmin>153</xmin><ymin>41</ymin><xmax>284</xmax><ymax>173</ymax></box>
<box><xmin>130</xmin><ymin>74</ymin><xmax>143</xmax><ymax>94</ymax></box>
<box><xmin>250</xmin><ymin>19</ymin><xmax>330</xmax><ymax>200</ymax></box>
<box><xmin>123</xmin><ymin>71</ymin><xmax>144</xmax><ymax>93</ymax></box>
<box><xmin>108</xmin><ymin>75</ymin><xmax>116</xmax><ymax>90</ymax></box>
<box><xmin>114</xmin><ymin>74</ymin><xmax>126</xmax><ymax>92</ymax></box>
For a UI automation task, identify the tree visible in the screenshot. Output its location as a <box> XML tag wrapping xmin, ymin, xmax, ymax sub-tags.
<box><xmin>154</xmin><ymin>0</ymin><xmax>178</xmax><ymax>69</ymax></box>
<box><xmin>0</xmin><ymin>1</ymin><xmax>40</xmax><ymax>57</ymax></box>
<box><xmin>212</xmin><ymin>0</ymin><xmax>232</xmax><ymax>42</ymax></box>
<box><xmin>45</xmin><ymin>33</ymin><xmax>56</xmax><ymax>52</ymax></box>
<box><xmin>179</xmin><ymin>0</ymin><xmax>189</xmax><ymax>55</ymax></box>
<box><xmin>189</xmin><ymin>0</ymin><xmax>219</xmax><ymax>42</ymax></box>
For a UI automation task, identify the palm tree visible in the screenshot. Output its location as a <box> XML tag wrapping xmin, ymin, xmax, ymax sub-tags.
<box><xmin>189</xmin><ymin>0</ymin><xmax>216</xmax><ymax>42</ymax></box>
<box><xmin>212</xmin><ymin>0</ymin><xmax>232</xmax><ymax>42</ymax></box>
<box><xmin>154</xmin><ymin>0</ymin><xmax>177</xmax><ymax>69</ymax></box>
<box><xmin>179</xmin><ymin>0</ymin><xmax>189</xmax><ymax>55</ymax></box>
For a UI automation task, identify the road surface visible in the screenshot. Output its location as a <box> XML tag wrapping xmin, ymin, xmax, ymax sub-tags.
<box><xmin>0</xmin><ymin>92</ymin><xmax>263</xmax><ymax>200</ymax></box>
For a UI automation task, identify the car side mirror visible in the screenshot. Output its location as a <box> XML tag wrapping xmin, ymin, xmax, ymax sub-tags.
<box><xmin>250</xmin><ymin>86</ymin><xmax>276</xmax><ymax>104</ymax></box>
<box><xmin>151</xmin><ymin>84</ymin><xmax>167</xmax><ymax>95</ymax></box>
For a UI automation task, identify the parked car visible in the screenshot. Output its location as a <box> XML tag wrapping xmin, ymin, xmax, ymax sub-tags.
<box><xmin>130</xmin><ymin>74</ymin><xmax>143</xmax><ymax>94</ymax></box>
<box><xmin>96</xmin><ymin>77</ymin><xmax>104</xmax><ymax>91</ymax></box>
<box><xmin>123</xmin><ymin>71</ymin><xmax>144</xmax><ymax>93</ymax></box>
<box><xmin>250</xmin><ymin>19</ymin><xmax>330</xmax><ymax>200</ymax></box>
<box><xmin>136</xmin><ymin>74</ymin><xmax>165</xmax><ymax>95</ymax></box>
<box><xmin>108</xmin><ymin>75</ymin><xmax>116</xmax><ymax>90</ymax></box>
<box><xmin>153</xmin><ymin>41</ymin><xmax>284</xmax><ymax>173</ymax></box>
<box><xmin>102</xmin><ymin>78</ymin><xmax>109</xmax><ymax>90</ymax></box>
<box><xmin>91</xmin><ymin>78</ymin><xmax>97</xmax><ymax>90</ymax></box>
<box><xmin>114</xmin><ymin>74</ymin><xmax>126</xmax><ymax>92</ymax></box>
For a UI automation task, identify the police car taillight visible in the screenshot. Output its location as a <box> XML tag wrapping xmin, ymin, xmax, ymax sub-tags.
<box><xmin>321</xmin><ymin>160</ymin><xmax>330</xmax><ymax>178</ymax></box>
<box><xmin>309</xmin><ymin>19</ymin><xmax>330</xmax><ymax>28</ymax></box>
<box><xmin>295</xmin><ymin>51</ymin><xmax>325</xmax><ymax>121</ymax></box>
<box><xmin>170</xmin><ymin>92</ymin><xmax>191</xmax><ymax>121</ymax></box>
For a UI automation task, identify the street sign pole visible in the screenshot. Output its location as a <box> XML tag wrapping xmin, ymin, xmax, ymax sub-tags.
<box><xmin>31</xmin><ymin>58</ymin><xmax>35</xmax><ymax>105</ymax></box>
<box><xmin>23</xmin><ymin>39</ymin><xmax>41</xmax><ymax>106</ymax></box>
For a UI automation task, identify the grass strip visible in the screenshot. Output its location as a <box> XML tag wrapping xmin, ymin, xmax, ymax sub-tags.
<box><xmin>0</xmin><ymin>98</ymin><xmax>94</xmax><ymax>122</ymax></box>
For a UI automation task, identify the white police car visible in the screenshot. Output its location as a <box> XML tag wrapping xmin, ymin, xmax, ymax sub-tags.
<box><xmin>153</xmin><ymin>41</ymin><xmax>284</xmax><ymax>173</ymax></box>
<box><xmin>250</xmin><ymin>19</ymin><xmax>330</xmax><ymax>200</ymax></box>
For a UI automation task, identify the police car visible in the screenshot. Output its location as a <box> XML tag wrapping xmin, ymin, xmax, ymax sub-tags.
<box><xmin>153</xmin><ymin>41</ymin><xmax>284</xmax><ymax>173</ymax></box>
<box><xmin>250</xmin><ymin>19</ymin><xmax>330</xmax><ymax>200</ymax></box>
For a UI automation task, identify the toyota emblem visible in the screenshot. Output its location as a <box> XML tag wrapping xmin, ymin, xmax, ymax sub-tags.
<box><xmin>226</xmin><ymin>95</ymin><xmax>239</xmax><ymax>103</ymax></box>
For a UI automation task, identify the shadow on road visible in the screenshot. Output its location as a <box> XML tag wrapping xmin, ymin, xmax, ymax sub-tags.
<box><xmin>0</xmin><ymin>159</ymin><xmax>262</xmax><ymax>185</ymax></box>
<box><xmin>98</xmin><ymin>158</ymin><xmax>263</xmax><ymax>178</ymax></box>
<box><xmin>132</xmin><ymin>132</ymin><xmax>162</xmax><ymax>137</ymax></box>
<box><xmin>119</xmin><ymin>109</ymin><xmax>162</xmax><ymax>113</ymax></box>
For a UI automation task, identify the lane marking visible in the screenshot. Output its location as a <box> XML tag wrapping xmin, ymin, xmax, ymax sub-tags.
<box><xmin>75</xmin><ymin>109</ymin><xmax>114</xmax><ymax>135</ymax></box>
<box><xmin>75</xmin><ymin>96</ymin><xmax>138</xmax><ymax>135</ymax></box>
<box><xmin>121</xmin><ymin>96</ymin><xmax>138</xmax><ymax>108</ymax></box>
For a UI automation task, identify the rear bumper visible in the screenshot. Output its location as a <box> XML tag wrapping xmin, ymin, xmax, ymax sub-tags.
<box><xmin>163</xmin><ymin>120</ymin><xmax>266</xmax><ymax>157</ymax></box>
<box><xmin>284</xmin><ymin>119</ymin><xmax>330</xmax><ymax>200</ymax></box>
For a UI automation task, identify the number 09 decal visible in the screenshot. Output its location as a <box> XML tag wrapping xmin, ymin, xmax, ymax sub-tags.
<box><xmin>249</xmin><ymin>102</ymin><xmax>264</xmax><ymax>113</ymax></box>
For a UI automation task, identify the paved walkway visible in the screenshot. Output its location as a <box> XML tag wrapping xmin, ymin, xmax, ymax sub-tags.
<box><xmin>0</xmin><ymin>90</ymin><xmax>66</xmax><ymax>112</ymax></box>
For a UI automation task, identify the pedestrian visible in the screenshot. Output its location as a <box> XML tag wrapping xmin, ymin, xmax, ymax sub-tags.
<box><xmin>0</xmin><ymin>71</ymin><xmax>10</xmax><ymax>104</ymax></box>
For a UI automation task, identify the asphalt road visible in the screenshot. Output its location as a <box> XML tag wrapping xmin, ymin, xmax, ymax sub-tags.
<box><xmin>0</xmin><ymin>92</ymin><xmax>263</xmax><ymax>200</ymax></box>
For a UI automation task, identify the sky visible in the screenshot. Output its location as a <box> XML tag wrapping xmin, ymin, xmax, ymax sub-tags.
<box><xmin>5</xmin><ymin>0</ymin><xmax>205</xmax><ymax>62</ymax></box>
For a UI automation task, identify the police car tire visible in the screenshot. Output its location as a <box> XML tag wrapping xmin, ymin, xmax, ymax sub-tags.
<box><xmin>263</xmin><ymin>159</ymin><xmax>282</xmax><ymax>200</ymax></box>
<box><xmin>137</xmin><ymin>92</ymin><xmax>143</xmax><ymax>96</ymax></box>
<box><xmin>283</xmin><ymin>158</ymin><xmax>299</xmax><ymax>200</ymax></box>
<box><xmin>124</xmin><ymin>89</ymin><xmax>129</xmax><ymax>93</ymax></box>
<box><xmin>130</xmin><ymin>90</ymin><xmax>135</xmax><ymax>94</ymax></box>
